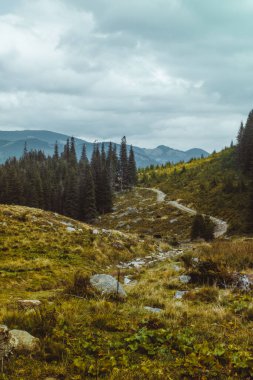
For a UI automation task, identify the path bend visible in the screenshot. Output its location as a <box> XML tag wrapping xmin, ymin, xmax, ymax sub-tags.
<box><xmin>139</xmin><ymin>187</ymin><xmax>228</xmax><ymax>238</ymax></box>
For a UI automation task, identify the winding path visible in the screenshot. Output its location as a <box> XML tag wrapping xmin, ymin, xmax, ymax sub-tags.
<box><xmin>139</xmin><ymin>187</ymin><xmax>228</xmax><ymax>238</ymax></box>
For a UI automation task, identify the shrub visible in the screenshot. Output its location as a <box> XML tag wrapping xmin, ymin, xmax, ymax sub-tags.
<box><xmin>3</xmin><ymin>304</ymin><xmax>57</xmax><ymax>338</ymax></box>
<box><xmin>67</xmin><ymin>271</ymin><xmax>94</xmax><ymax>298</ymax></box>
<box><xmin>191</xmin><ymin>214</ymin><xmax>215</xmax><ymax>241</ymax></box>
<box><xmin>186</xmin><ymin>287</ymin><xmax>219</xmax><ymax>303</ymax></box>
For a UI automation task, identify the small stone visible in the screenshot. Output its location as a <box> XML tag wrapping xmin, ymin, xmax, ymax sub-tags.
<box><xmin>144</xmin><ymin>306</ymin><xmax>163</xmax><ymax>313</ymax></box>
<box><xmin>17</xmin><ymin>300</ymin><xmax>41</xmax><ymax>310</ymax></box>
<box><xmin>66</xmin><ymin>226</ymin><xmax>75</xmax><ymax>232</ymax></box>
<box><xmin>179</xmin><ymin>275</ymin><xmax>191</xmax><ymax>284</ymax></box>
<box><xmin>174</xmin><ymin>291</ymin><xmax>188</xmax><ymax>300</ymax></box>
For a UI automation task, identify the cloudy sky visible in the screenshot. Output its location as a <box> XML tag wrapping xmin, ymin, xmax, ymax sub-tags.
<box><xmin>0</xmin><ymin>0</ymin><xmax>252</xmax><ymax>151</ymax></box>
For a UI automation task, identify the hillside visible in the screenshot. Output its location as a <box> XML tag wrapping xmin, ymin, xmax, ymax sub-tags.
<box><xmin>0</xmin><ymin>130</ymin><xmax>209</xmax><ymax>167</ymax></box>
<box><xmin>1</xmin><ymin>192</ymin><xmax>253</xmax><ymax>379</ymax></box>
<box><xmin>139</xmin><ymin>148</ymin><xmax>249</xmax><ymax>233</ymax></box>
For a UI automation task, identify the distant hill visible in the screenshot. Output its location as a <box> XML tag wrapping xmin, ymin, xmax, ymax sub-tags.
<box><xmin>0</xmin><ymin>130</ymin><xmax>209</xmax><ymax>167</ymax></box>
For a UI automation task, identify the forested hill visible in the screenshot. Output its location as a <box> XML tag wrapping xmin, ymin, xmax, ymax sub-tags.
<box><xmin>0</xmin><ymin>130</ymin><xmax>209</xmax><ymax>167</ymax></box>
<box><xmin>0</xmin><ymin>137</ymin><xmax>137</xmax><ymax>222</ymax></box>
<box><xmin>139</xmin><ymin>147</ymin><xmax>249</xmax><ymax>234</ymax></box>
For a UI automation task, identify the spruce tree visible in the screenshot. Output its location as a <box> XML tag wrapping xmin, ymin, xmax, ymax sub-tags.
<box><xmin>53</xmin><ymin>141</ymin><xmax>59</xmax><ymax>160</ymax></box>
<box><xmin>62</xmin><ymin>138</ymin><xmax>70</xmax><ymax>161</ymax></box>
<box><xmin>240</xmin><ymin>110</ymin><xmax>253</xmax><ymax>172</ymax></box>
<box><xmin>128</xmin><ymin>145</ymin><xmax>137</xmax><ymax>187</ymax></box>
<box><xmin>120</xmin><ymin>136</ymin><xmax>129</xmax><ymax>190</ymax></box>
<box><xmin>80</xmin><ymin>144</ymin><xmax>88</xmax><ymax>163</ymax></box>
<box><xmin>69</xmin><ymin>137</ymin><xmax>77</xmax><ymax>166</ymax></box>
<box><xmin>91</xmin><ymin>144</ymin><xmax>103</xmax><ymax>213</ymax></box>
<box><xmin>236</xmin><ymin>122</ymin><xmax>244</xmax><ymax>167</ymax></box>
<box><xmin>79</xmin><ymin>162</ymin><xmax>97</xmax><ymax>221</ymax></box>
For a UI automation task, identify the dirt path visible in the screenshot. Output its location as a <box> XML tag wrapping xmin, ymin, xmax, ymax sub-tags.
<box><xmin>139</xmin><ymin>187</ymin><xmax>228</xmax><ymax>238</ymax></box>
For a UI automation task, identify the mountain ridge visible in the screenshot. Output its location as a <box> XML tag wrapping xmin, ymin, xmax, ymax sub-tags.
<box><xmin>0</xmin><ymin>130</ymin><xmax>209</xmax><ymax>167</ymax></box>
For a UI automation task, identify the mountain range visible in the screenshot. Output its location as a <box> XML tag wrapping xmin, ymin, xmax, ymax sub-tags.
<box><xmin>0</xmin><ymin>130</ymin><xmax>209</xmax><ymax>167</ymax></box>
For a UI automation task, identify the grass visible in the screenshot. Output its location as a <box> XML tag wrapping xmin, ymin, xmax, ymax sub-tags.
<box><xmin>96</xmin><ymin>188</ymin><xmax>194</xmax><ymax>241</ymax></box>
<box><xmin>1</xmin><ymin>191</ymin><xmax>253</xmax><ymax>378</ymax></box>
<box><xmin>139</xmin><ymin>148</ymin><xmax>249</xmax><ymax>233</ymax></box>
<box><xmin>0</xmin><ymin>203</ymin><xmax>159</xmax><ymax>306</ymax></box>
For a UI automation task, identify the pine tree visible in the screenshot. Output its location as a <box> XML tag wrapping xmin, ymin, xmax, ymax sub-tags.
<box><xmin>79</xmin><ymin>162</ymin><xmax>97</xmax><ymax>221</ymax></box>
<box><xmin>80</xmin><ymin>144</ymin><xmax>88</xmax><ymax>163</ymax></box>
<box><xmin>53</xmin><ymin>141</ymin><xmax>59</xmax><ymax>160</ymax></box>
<box><xmin>63</xmin><ymin>168</ymin><xmax>79</xmax><ymax>218</ymax></box>
<box><xmin>128</xmin><ymin>145</ymin><xmax>137</xmax><ymax>187</ymax></box>
<box><xmin>240</xmin><ymin>110</ymin><xmax>253</xmax><ymax>172</ymax></box>
<box><xmin>119</xmin><ymin>136</ymin><xmax>129</xmax><ymax>190</ymax></box>
<box><xmin>62</xmin><ymin>138</ymin><xmax>70</xmax><ymax>161</ymax></box>
<box><xmin>69</xmin><ymin>137</ymin><xmax>77</xmax><ymax>166</ymax></box>
<box><xmin>236</xmin><ymin>122</ymin><xmax>244</xmax><ymax>167</ymax></box>
<box><xmin>91</xmin><ymin>144</ymin><xmax>103</xmax><ymax>213</ymax></box>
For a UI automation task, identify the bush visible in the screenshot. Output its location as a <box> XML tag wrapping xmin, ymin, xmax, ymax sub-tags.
<box><xmin>67</xmin><ymin>271</ymin><xmax>93</xmax><ymax>298</ymax></box>
<box><xmin>3</xmin><ymin>304</ymin><xmax>57</xmax><ymax>338</ymax></box>
<box><xmin>191</xmin><ymin>214</ymin><xmax>215</xmax><ymax>241</ymax></box>
<box><xmin>186</xmin><ymin>287</ymin><xmax>219</xmax><ymax>303</ymax></box>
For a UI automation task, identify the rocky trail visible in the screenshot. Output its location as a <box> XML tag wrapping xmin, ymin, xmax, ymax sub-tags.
<box><xmin>104</xmin><ymin>187</ymin><xmax>228</xmax><ymax>289</ymax></box>
<box><xmin>139</xmin><ymin>187</ymin><xmax>228</xmax><ymax>238</ymax></box>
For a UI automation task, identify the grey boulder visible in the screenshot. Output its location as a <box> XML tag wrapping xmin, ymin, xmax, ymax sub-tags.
<box><xmin>9</xmin><ymin>330</ymin><xmax>40</xmax><ymax>353</ymax></box>
<box><xmin>90</xmin><ymin>274</ymin><xmax>127</xmax><ymax>299</ymax></box>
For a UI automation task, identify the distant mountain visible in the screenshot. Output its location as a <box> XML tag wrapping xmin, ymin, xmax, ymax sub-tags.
<box><xmin>0</xmin><ymin>130</ymin><xmax>209</xmax><ymax>167</ymax></box>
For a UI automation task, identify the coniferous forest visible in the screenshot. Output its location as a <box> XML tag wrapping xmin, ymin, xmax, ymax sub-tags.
<box><xmin>0</xmin><ymin>136</ymin><xmax>137</xmax><ymax>221</ymax></box>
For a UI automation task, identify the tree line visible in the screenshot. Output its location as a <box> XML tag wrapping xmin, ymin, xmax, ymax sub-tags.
<box><xmin>0</xmin><ymin>136</ymin><xmax>137</xmax><ymax>222</ymax></box>
<box><xmin>236</xmin><ymin>110</ymin><xmax>253</xmax><ymax>231</ymax></box>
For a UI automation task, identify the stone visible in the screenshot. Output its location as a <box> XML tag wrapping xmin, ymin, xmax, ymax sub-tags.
<box><xmin>233</xmin><ymin>273</ymin><xmax>253</xmax><ymax>291</ymax></box>
<box><xmin>0</xmin><ymin>325</ymin><xmax>12</xmax><ymax>360</ymax></box>
<box><xmin>90</xmin><ymin>274</ymin><xmax>127</xmax><ymax>299</ymax></box>
<box><xmin>66</xmin><ymin>226</ymin><xmax>75</xmax><ymax>232</ymax></box>
<box><xmin>17</xmin><ymin>299</ymin><xmax>41</xmax><ymax>310</ymax></box>
<box><xmin>174</xmin><ymin>291</ymin><xmax>188</xmax><ymax>300</ymax></box>
<box><xmin>144</xmin><ymin>306</ymin><xmax>163</xmax><ymax>313</ymax></box>
<box><xmin>179</xmin><ymin>275</ymin><xmax>191</xmax><ymax>284</ymax></box>
<box><xmin>9</xmin><ymin>330</ymin><xmax>40</xmax><ymax>353</ymax></box>
<box><xmin>117</xmin><ymin>221</ymin><xmax>126</xmax><ymax>228</ymax></box>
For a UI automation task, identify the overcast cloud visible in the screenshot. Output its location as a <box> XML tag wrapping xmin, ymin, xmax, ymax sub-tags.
<box><xmin>0</xmin><ymin>0</ymin><xmax>252</xmax><ymax>151</ymax></box>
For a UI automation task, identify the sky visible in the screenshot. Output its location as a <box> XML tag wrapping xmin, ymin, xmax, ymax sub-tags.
<box><xmin>0</xmin><ymin>0</ymin><xmax>252</xmax><ymax>152</ymax></box>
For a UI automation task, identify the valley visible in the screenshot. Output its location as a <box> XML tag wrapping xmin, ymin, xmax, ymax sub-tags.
<box><xmin>1</xmin><ymin>178</ymin><xmax>253</xmax><ymax>379</ymax></box>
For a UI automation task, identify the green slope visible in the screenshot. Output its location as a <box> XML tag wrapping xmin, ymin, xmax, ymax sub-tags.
<box><xmin>139</xmin><ymin>147</ymin><xmax>249</xmax><ymax>233</ymax></box>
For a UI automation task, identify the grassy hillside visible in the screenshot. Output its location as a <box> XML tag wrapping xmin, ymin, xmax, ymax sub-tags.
<box><xmin>139</xmin><ymin>148</ymin><xmax>249</xmax><ymax>233</ymax></box>
<box><xmin>96</xmin><ymin>188</ymin><xmax>194</xmax><ymax>242</ymax></box>
<box><xmin>1</xmin><ymin>200</ymin><xmax>253</xmax><ymax>378</ymax></box>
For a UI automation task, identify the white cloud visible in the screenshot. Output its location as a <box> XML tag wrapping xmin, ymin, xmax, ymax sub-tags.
<box><xmin>0</xmin><ymin>0</ymin><xmax>251</xmax><ymax>151</ymax></box>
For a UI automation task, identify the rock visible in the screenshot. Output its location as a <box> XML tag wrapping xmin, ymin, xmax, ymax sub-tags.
<box><xmin>66</xmin><ymin>226</ymin><xmax>75</xmax><ymax>232</ymax></box>
<box><xmin>233</xmin><ymin>273</ymin><xmax>253</xmax><ymax>291</ymax></box>
<box><xmin>17</xmin><ymin>300</ymin><xmax>41</xmax><ymax>310</ymax></box>
<box><xmin>112</xmin><ymin>242</ymin><xmax>125</xmax><ymax>250</ymax></box>
<box><xmin>172</xmin><ymin>264</ymin><xmax>182</xmax><ymax>272</ymax></box>
<box><xmin>123</xmin><ymin>275</ymin><xmax>137</xmax><ymax>285</ymax></box>
<box><xmin>117</xmin><ymin>221</ymin><xmax>126</xmax><ymax>228</ymax></box>
<box><xmin>0</xmin><ymin>325</ymin><xmax>12</xmax><ymax>360</ymax></box>
<box><xmin>179</xmin><ymin>275</ymin><xmax>191</xmax><ymax>284</ymax></box>
<box><xmin>90</xmin><ymin>274</ymin><xmax>127</xmax><ymax>299</ymax></box>
<box><xmin>144</xmin><ymin>306</ymin><xmax>163</xmax><ymax>313</ymax></box>
<box><xmin>9</xmin><ymin>330</ymin><xmax>40</xmax><ymax>353</ymax></box>
<box><xmin>174</xmin><ymin>291</ymin><xmax>188</xmax><ymax>300</ymax></box>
